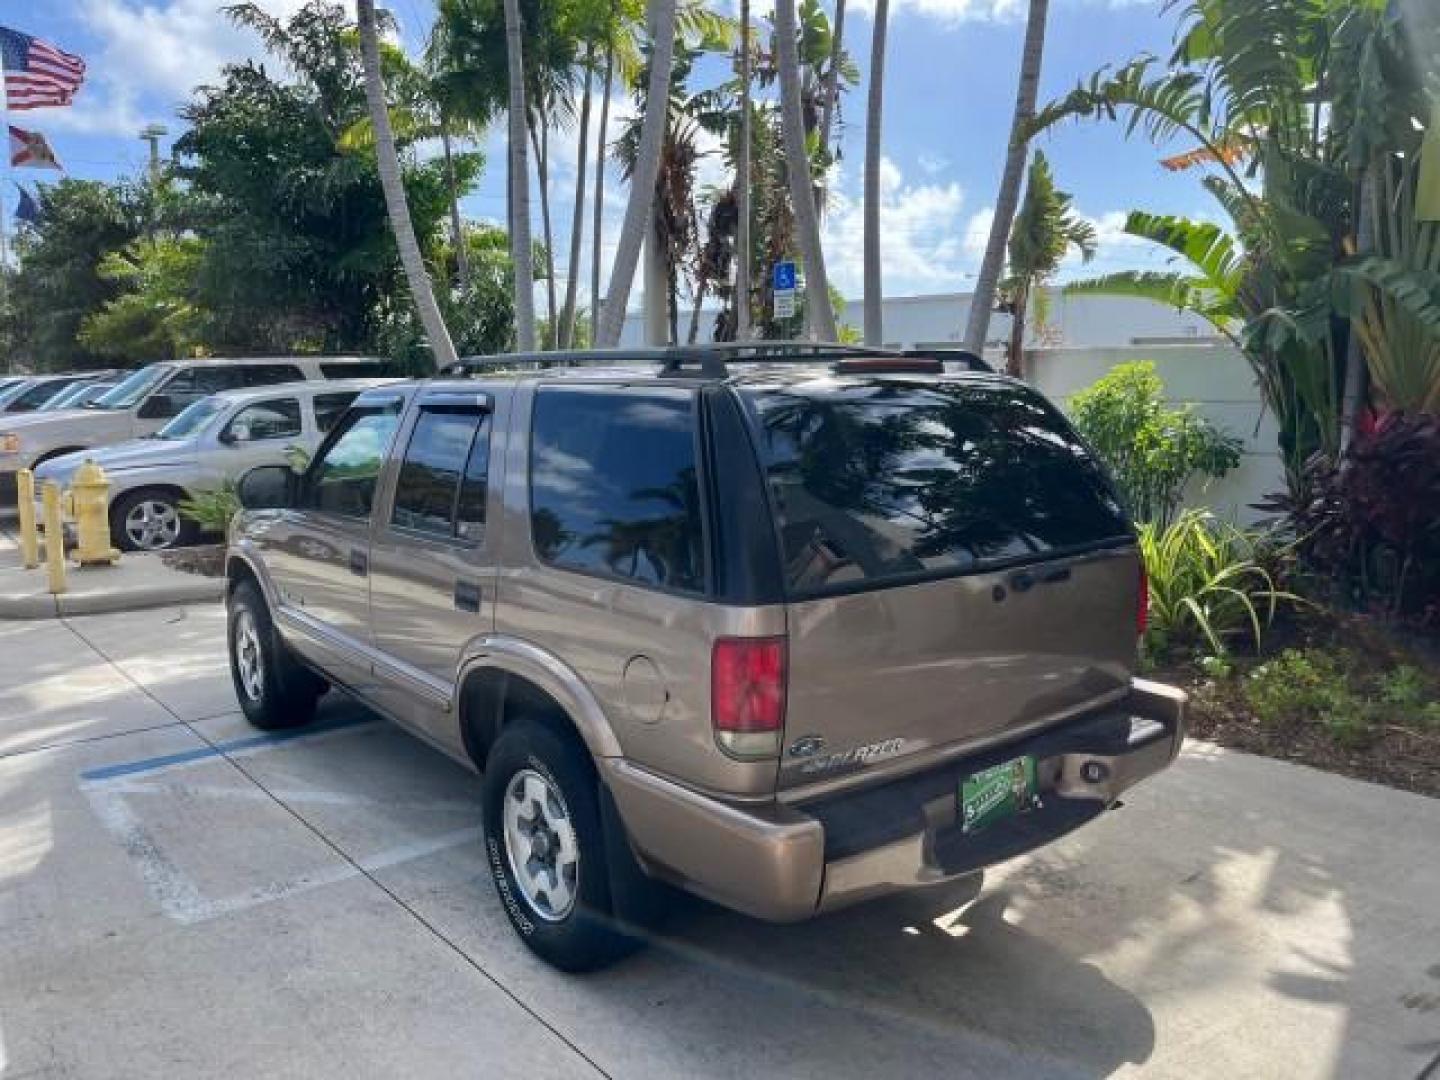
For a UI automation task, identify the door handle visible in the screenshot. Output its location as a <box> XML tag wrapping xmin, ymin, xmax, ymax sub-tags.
<box><xmin>349</xmin><ymin>548</ymin><xmax>368</xmax><ymax>577</ymax></box>
<box><xmin>454</xmin><ymin>579</ymin><xmax>482</xmax><ymax>613</ymax></box>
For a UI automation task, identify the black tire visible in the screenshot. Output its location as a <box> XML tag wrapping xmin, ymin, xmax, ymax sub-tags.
<box><xmin>111</xmin><ymin>487</ymin><xmax>200</xmax><ymax>552</ymax></box>
<box><xmin>227</xmin><ymin>580</ymin><xmax>324</xmax><ymax>731</ymax></box>
<box><xmin>482</xmin><ymin>718</ymin><xmax>646</xmax><ymax>972</ymax></box>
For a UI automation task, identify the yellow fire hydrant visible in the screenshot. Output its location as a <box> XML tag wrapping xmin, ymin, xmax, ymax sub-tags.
<box><xmin>69</xmin><ymin>460</ymin><xmax>120</xmax><ymax>567</ymax></box>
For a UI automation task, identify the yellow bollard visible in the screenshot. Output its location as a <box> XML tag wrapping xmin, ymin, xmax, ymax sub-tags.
<box><xmin>16</xmin><ymin>468</ymin><xmax>39</xmax><ymax>569</ymax></box>
<box><xmin>42</xmin><ymin>481</ymin><xmax>66</xmax><ymax>595</ymax></box>
<box><xmin>70</xmin><ymin>460</ymin><xmax>120</xmax><ymax>567</ymax></box>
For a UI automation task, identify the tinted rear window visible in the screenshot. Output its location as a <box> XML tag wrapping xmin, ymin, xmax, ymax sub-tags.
<box><xmin>742</xmin><ymin>379</ymin><xmax>1130</xmax><ymax>597</ymax></box>
<box><xmin>529</xmin><ymin>386</ymin><xmax>706</xmax><ymax>594</ymax></box>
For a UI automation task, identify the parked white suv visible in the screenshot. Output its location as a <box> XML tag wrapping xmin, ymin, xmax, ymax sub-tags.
<box><xmin>0</xmin><ymin>357</ymin><xmax>396</xmax><ymax>506</ymax></box>
<box><xmin>35</xmin><ymin>378</ymin><xmax>393</xmax><ymax>551</ymax></box>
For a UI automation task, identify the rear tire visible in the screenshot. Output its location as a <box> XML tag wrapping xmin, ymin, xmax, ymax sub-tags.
<box><xmin>482</xmin><ymin>719</ymin><xmax>646</xmax><ymax>972</ymax></box>
<box><xmin>227</xmin><ymin>580</ymin><xmax>323</xmax><ymax>730</ymax></box>
<box><xmin>111</xmin><ymin>487</ymin><xmax>199</xmax><ymax>552</ymax></box>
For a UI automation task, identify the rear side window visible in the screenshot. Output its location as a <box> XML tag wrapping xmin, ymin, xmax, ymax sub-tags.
<box><xmin>225</xmin><ymin>399</ymin><xmax>302</xmax><ymax>442</ymax></box>
<box><xmin>391</xmin><ymin>408</ymin><xmax>491</xmax><ymax>541</ymax></box>
<box><xmin>8</xmin><ymin>380</ymin><xmax>73</xmax><ymax>411</ymax></box>
<box><xmin>243</xmin><ymin>364</ymin><xmax>305</xmax><ymax>387</ymax></box>
<box><xmin>743</xmin><ymin>379</ymin><xmax>1130</xmax><ymax>597</ymax></box>
<box><xmin>313</xmin><ymin>392</ymin><xmax>359</xmax><ymax>433</ymax></box>
<box><xmin>529</xmin><ymin>386</ymin><xmax>706</xmax><ymax>593</ymax></box>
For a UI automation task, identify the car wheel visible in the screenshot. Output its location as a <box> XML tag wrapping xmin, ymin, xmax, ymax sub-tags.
<box><xmin>227</xmin><ymin>580</ymin><xmax>323</xmax><ymax>731</ymax></box>
<box><xmin>112</xmin><ymin>488</ymin><xmax>198</xmax><ymax>552</ymax></box>
<box><xmin>482</xmin><ymin>719</ymin><xmax>645</xmax><ymax>972</ymax></box>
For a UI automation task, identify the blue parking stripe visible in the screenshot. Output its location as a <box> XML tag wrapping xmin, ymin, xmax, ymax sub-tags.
<box><xmin>80</xmin><ymin>712</ymin><xmax>376</xmax><ymax>782</ymax></box>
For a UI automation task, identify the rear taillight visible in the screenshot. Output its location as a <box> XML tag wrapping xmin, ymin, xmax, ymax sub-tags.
<box><xmin>712</xmin><ymin>637</ymin><xmax>787</xmax><ymax>759</ymax></box>
<box><xmin>1137</xmin><ymin>561</ymin><xmax>1150</xmax><ymax>637</ymax></box>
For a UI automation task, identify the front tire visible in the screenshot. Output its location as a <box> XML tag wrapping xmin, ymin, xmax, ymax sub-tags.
<box><xmin>482</xmin><ymin>719</ymin><xmax>644</xmax><ymax>972</ymax></box>
<box><xmin>227</xmin><ymin>580</ymin><xmax>323</xmax><ymax>730</ymax></box>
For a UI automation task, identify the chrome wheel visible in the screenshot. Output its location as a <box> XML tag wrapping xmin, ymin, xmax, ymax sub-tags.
<box><xmin>502</xmin><ymin>768</ymin><xmax>579</xmax><ymax>922</ymax></box>
<box><xmin>234</xmin><ymin>610</ymin><xmax>265</xmax><ymax>703</ymax></box>
<box><xmin>124</xmin><ymin>498</ymin><xmax>181</xmax><ymax>550</ymax></box>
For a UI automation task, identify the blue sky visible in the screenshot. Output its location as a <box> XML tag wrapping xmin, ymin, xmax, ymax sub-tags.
<box><xmin>10</xmin><ymin>0</ymin><xmax>1214</xmax><ymax>303</ymax></box>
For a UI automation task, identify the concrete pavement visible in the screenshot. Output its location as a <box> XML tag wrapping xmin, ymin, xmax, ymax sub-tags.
<box><xmin>1</xmin><ymin>603</ymin><xmax>1437</xmax><ymax>1078</ymax></box>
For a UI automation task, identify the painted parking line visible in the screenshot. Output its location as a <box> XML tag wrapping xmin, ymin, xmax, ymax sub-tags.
<box><xmin>80</xmin><ymin>711</ymin><xmax>376</xmax><ymax>782</ymax></box>
<box><xmin>79</xmin><ymin>712</ymin><xmax>480</xmax><ymax>925</ymax></box>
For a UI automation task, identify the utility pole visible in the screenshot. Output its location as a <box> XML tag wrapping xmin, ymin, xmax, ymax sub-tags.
<box><xmin>139</xmin><ymin>124</ymin><xmax>167</xmax><ymax>182</ymax></box>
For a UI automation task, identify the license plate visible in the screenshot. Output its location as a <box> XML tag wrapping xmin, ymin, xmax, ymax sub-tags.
<box><xmin>960</xmin><ymin>755</ymin><xmax>1036</xmax><ymax>835</ymax></box>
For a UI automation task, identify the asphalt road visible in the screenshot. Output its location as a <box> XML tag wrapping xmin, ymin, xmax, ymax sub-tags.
<box><xmin>0</xmin><ymin>598</ymin><xmax>1437</xmax><ymax>1079</ymax></box>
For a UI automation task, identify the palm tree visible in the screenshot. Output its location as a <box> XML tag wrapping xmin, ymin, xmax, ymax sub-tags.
<box><xmin>861</xmin><ymin>0</ymin><xmax>888</xmax><ymax>345</ymax></box>
<box><xmin>590</xmin><ymin>40</ymin><xmax>615</xmax><ymax>343</ymax></box>
<box><xmin>774</xmin><ymin>0</ymin><xmax>837</xmax><ymax>339</ymax></box>
<box><xmin>558</xmin><ymin>41</ymin><xmax>595</xmax><ymax>348</ymax></box>
<box><xmin>597</xmin><ymin>0</ymin><xmax>678</xmax><ymax>347</ymax></box>
<box><xmin>734</xmin><ymin>0</ymin><xmax>752</xmax><ymax>340</ymax></box>
<box><xmin>997</xmin><ymin>151</ymin><xmax>1096</xmax><ymax>376</ymax></box>
<box><xmin>961</xmin><ymin>0</ymin><xmax>1049</xmax><ymax>357</ymax></box>
<box><xmin>503</xmin><ymin>0</ymin><xmax>537</xmax><ymax>351</ymax></box>
<box><xmin>817</xmin><ymin>0</ymin><xmax>847</xmax><ymax>157</ymax></box>
<box><xmin>355</xmin><ymin>0</ymin><xmax>458</xmax><ymax>369</ymax></box>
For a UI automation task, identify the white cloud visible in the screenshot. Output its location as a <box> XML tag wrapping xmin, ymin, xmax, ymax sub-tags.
<box><xmin>55</xmin><ymin>0</ymin><xmax>311</xmax><ymax>137</ymax></box>
<box><xmin>821</xmin><ymin>155</ymin><xmax>970</xmax><ymax>299</ymax></box>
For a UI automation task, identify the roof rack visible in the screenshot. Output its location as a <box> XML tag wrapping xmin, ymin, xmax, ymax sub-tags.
<box><xmin>449</xmin><ymin>341</ymin><xmax>902</xmax><ymax>380</ymax></box>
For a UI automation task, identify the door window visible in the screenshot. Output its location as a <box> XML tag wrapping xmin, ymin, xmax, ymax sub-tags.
<box><xmin>391</xmin><ymin>408</ymin><xmax>491</xmax><ymax>541</ymax></box>
<box><xmin>306</xmin><ymin>403</ymin><xmax>402</xmax><ymax>518</ymax></box>
<box><xmin>224</xmin><ymin>399</ymin><xmax>302</xmax><ymax>442</ymax></box>
<box><xmin>529</xmin><ymin>386</ymin><xmax>706</xmax><ymax>593</ymax></box>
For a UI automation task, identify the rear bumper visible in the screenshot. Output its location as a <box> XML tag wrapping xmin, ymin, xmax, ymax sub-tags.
<box><xmin>604</xmin><ymin>678</ymin><xmax>1186</xmax><ymax>922</ymax></box>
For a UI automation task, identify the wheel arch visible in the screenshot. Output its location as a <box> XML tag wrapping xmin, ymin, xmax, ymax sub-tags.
<box><xmin>457</xmin><ymin>638</ymin><xmax>621</xmax><ymax>771</ymax></box>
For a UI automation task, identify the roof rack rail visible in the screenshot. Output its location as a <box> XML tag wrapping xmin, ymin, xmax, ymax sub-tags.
<box><xmin>447</xmin><ymin>341</ymin><xmax>903</xmax><ymax>380</ymax></box>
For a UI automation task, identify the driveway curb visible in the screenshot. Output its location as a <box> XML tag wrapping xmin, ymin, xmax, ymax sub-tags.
<box><xmin>0</xmin><ymin>552</ymin><xmax>225</xmax><ymax>620</ymax></box>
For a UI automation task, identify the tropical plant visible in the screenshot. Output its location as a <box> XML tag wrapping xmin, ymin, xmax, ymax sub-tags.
<box><xmin>599</xmin><ymin>0</ymin><xmax>679</xmax><ymax>347</ymax></box>
<box><xmin>5</xmin><ymin>178</ymin><xmax>151</xmax><ymax>371</ymax></box>
<box><xmin>963</xmin><ymin>0</ymin><xmax>1049</xmax><ymax>356</ymax></box>
<box><xmin>180</xmin><ymin>2</ymin><xmax>472</xmax><ymax>354</ymax></box>
<box><xmin>1031</xmin><ymin>0</ymin><xmax>1439</xmax><ymax>488</ymax></box>
<box><xmin>179</xmin><ymin>482</ymin><xmax>242</xmax><ymax>535</ymax></box>
<box><xmin>356</xmin><ymin>0</ymin><xmax>458</xmax><ymax>370</ymax></box>
<box><xmin>502</xmin><ymin>0</ymin><xmax>538</xmax><ymax>350</ymax></box>
<box><xmin>1138</xmin><ymin>510</ymin><xmax>1298</xmax><ymax>658</ymax></box>
<box><xmin>733</xmin><ymin>0</ymin><xmax>754</xmax><ymax>341</ymax></box>
<box><xmin>1276</xmin><ymin>410</ymin><xmax>1440</xmax><ymax>621</ymax></box>
<box><xmin>1069</xmin><ymin>361</ymin><xmax>1242</xmax><ymax>527</ymax></box>
<box><xmin>78</xmin><ymin>235</ymin><xmax>211</xmax><ymax>362</ymax></box>
<box><xmin>997</xmin><ymin>151</ymin><xmax>1096</xmax><ymax>376</ymax></box>
<box><xmin>773</xmin><ymin>0</ymin><xmax>836</xmax><ymax>339</ymax></box>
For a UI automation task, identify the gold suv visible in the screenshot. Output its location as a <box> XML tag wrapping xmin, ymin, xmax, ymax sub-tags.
<box><xmin>225</xmin><ymin>343</ymin><xmax>1186</xmax><ymax>971</ymax></box>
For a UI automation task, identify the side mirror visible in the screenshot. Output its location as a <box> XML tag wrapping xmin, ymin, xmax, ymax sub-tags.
<box><xmin>237</xmin><ymin>464</ymin><xmax>298</xmax><ymax>510</ymax></box>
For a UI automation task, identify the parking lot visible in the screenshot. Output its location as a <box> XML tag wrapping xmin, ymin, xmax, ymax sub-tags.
<box><xmin>2</xmin><ymin>582</ymin><xmax>1439</xmax><ymax>1076</ymax></box>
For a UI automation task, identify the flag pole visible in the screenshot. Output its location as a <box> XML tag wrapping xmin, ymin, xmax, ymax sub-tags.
<box><xmin>0</xmin><ymin>45</ymin><xmax>11</xmax><ymax>372</ymax></box>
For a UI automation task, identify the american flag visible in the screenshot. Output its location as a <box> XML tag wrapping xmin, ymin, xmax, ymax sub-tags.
<box><xmin>0</xmin><ymin>27</ymin><xmax>86</xmax><ymax>111</ymax></box>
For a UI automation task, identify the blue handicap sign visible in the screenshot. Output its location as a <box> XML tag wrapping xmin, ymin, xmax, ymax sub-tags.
<box><xmin>772</xmin><ymin>261</ymin><xmax>797</xmax><ymax>291</ymax></box>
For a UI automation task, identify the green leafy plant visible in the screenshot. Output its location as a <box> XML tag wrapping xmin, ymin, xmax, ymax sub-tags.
<box><xmin>1070</xmin><ymin>362</ymin><xmax>1242</xmax><ymax>527</ymax></box>
<box><xmin>1139</xmin><ymin>509</ymin><xmax>1298</xmax><ymax>657</ymax></box>
<box><xmin>179</xmin><ymin>482</ymin><xmax>242</xmax><ymax>535</ymax></box>
<box><xmin>1246</xmin><ymin>648</ymin><xmax>1378</xmax><ymax>747</ymax></box>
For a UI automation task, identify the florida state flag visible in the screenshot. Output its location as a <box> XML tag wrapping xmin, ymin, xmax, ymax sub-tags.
<box><xmin>9</xmin><ymin>125</ymin><xmax>61</xmax><ymax>170</ymax></box>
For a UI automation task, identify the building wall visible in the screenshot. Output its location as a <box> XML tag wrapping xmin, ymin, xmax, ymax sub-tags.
<box><xmin>1026</xmin><ymin>344</ymin><xmax>1283</xmax><ymax>524</ymax></box>
<box><xmin>620</xmin><ymin>290</ymin><xmax>1221</xmax><ymax>350</ymax></box>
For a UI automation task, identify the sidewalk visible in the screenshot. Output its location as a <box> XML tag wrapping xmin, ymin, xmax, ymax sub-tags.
<box><xmin>0</xmin><ymin>519</ymin><xmax>224</xmax><ymax>617</ymax></box>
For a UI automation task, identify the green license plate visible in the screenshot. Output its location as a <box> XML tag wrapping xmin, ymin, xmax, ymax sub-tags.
<box><xmin>960</xmin><ymin>755</ymin><xmax>1037</xmax><ymax>835</ymax></box>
